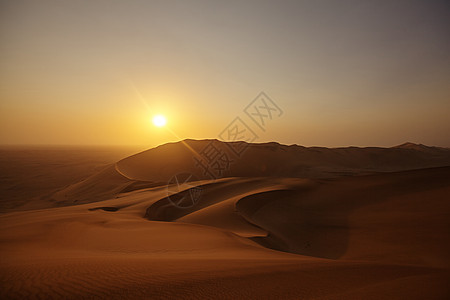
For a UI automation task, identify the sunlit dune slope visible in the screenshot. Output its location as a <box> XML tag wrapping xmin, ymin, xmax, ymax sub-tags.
<box><xmin>1</xmin><ymin>166</ymin><xmax>449</xmax><ymax>299</ymax></box>
<box><xmin>143</xmin><ymin>166</ymin><xmax>450</xmax><ymax>267</ymax></box>
<box><xmin>46</xmin><ymin>139</ymin><xmax>450</xmax><ymax>209</ymax></box>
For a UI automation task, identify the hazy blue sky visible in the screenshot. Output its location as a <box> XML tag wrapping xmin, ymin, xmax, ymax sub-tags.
<box><xmin>1</xmin><ymin>0</ymin><xmax>449</xmax><ymax>147</ymax></box>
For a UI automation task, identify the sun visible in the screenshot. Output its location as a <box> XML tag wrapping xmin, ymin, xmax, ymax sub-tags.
<box><xmin>152</xmin><ymin>115</ymin><xmax>167</xmax><ymax>127</ymax></box>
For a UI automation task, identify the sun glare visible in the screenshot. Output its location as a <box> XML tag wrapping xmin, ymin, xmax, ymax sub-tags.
<box><xmin>152</xmin><ymin>115</ymin><xmax>167</xmax><ymax>127</ymax></box>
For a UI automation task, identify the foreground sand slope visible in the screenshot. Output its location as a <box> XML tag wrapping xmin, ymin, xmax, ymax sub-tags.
<box><xmin>1</xmin><ymin>166</ymin><xmax>449</xmax><ymax>299</ymax></box>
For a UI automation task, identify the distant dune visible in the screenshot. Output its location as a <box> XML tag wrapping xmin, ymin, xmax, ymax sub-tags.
<box><xmin>43</xmin><ymin>139</ymin><xmax>450</xmax><ymax>208</ymax></box>
<box><xmin>0</xmin><ymin>146</ymin><xmax>140</xmax><ymax>212</ymax></box>
<box><xmin>1</xmin><ymin>141</ymin><xmax>449</xmax><ymax>299</ymax></box>
<box><xmin>116</xmin><ymin>139</ymin><xmax>450</xmax><ymax>181</ymax></box>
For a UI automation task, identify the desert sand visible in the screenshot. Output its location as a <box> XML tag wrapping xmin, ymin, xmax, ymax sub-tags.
<box><xmin>1</xmin><ymin>140</ymin><xmax>449</xmax><ymax>299</ymax></box>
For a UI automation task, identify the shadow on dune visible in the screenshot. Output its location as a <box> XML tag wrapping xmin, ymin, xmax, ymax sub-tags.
<box><xmin>88</xmin><ymin>206</ymin><xmax>120</xmax><ymax>212</ymax></box>
<box><xmin>236</xmin><ymin>189</ymin><xmax>350</xmax><ymax>259</ymax></box>
<box><xmin>144</xmin><ymin>178</ymin><xmax>268</xmax><ymax>221</ymax></box>
<box><xmin>237</xmin><ymin>166</ymin><xmax>450</xmax><ymax>259</ymax></box>
<box><xmin>144</xmin><ymin>166</ymin><xmax>450</xmax><ymax>262</ymax></box>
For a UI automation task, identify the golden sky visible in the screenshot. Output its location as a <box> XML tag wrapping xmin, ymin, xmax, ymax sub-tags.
<box><xmin>1</xmin><ymin>0</ymin><xmax>449</xmax><ymax>147</ymax></box>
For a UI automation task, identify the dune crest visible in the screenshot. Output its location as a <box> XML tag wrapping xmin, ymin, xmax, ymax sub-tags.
<box><xmin>40</xmin><ymin>139</ymin><xmax>450</xmax><ymax>209</ymax></box>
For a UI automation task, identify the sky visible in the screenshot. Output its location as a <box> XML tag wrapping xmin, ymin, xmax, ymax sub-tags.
<box><xmin>1</xmin><ymin>0</ymin><xmax>449</xmax><ymax>148</ymax></box>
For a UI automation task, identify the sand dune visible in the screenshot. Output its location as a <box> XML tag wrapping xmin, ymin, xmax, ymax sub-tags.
<box><xmin>1</xmin><ymin>141</ymin><xmax>450</xmax><ymax>299</ymax></box>
<box><xmin>116</xmin><ymin>139</ymin><xmax>450</xmax><ymax>181</ymax></box>
<box><xmin>27</xmin><ymin>139</ymin><xmax>449</xmax><ymax>210</ymax></box>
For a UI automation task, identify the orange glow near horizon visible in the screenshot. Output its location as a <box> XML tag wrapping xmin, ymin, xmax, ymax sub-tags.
<box><xmin>0</xmin><ymin>1</ymin><xmax>449</xmax><ymax>148</ymax></box>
